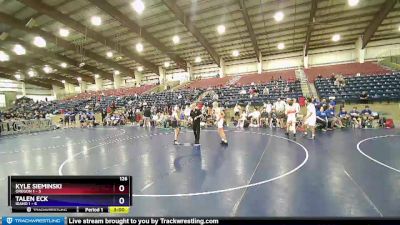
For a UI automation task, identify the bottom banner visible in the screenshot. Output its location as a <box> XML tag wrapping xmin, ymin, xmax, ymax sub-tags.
<box><xmin>2</xmin><ymin>217</ymin><xmax>400</xmax><ymax>225</ymax></box>
<box><xmin>66</xmin><ymin>217</ymin><xmax>400</xmax><ymax>225</ymax></box>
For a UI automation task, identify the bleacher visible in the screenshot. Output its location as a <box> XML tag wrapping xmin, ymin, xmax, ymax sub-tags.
<box><xmin>130</xmin><ymin>89</ymin><xmax>203</xmax><ymax>108</ymax></box>
<box><xmin>63</xmin><ymin>85</ymin><xmax>155</xmax><ymax>100</ymax></box>
<box><xmin>55</xmin><ymin>88</ymin><xmax>204</xmax><ymax>113</ymax></box>
<box><xmin>236</xmin><ymin>70</ymin><xmax>296</xmax><ymax>86</ymax></box>
<box><xmin>201</xmin><ymin>80</ymin><xmax>302</xmax><ymax>107</ymax></box>
<box><xmin>50</xmin><ymin>85</ymin><xmax>155</xmax><ymax>113</ymax></box>
<box><xmin>315</xmin><ymin>72</ymin><xmax>400</xmax><ymax>102</ymax></box>
<box><xmin>10</xmin><ymin>68</ymin><xmax>400</xmax><ymax>119</ymax></box>
<box><xmin>182</xmin><ymin>76</ymin><xmax>234</xmax><ymax>89</ymax></box>
<box><xmin>7</xmin><ymin>97</ymin><xmax>59</xmax><ymax>117</ymax></box>
<box><xmin>305</xmin><ymin>62</ymin><xmax>391</xmax><ymax>82</ymax></box>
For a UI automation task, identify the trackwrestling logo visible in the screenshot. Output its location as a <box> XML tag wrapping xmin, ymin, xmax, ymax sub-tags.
<box><xmin>2</xmin><ymin>217</ymin><xmax>65</xmax><ymax>225</ymax></box>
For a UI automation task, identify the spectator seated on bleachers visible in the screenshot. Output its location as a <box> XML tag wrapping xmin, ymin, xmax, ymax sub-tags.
<box><xmin>315</xmin><ymin>72</ymin><xmax>400</xmax><ymax>103</ymax></box>
<box><xmin>305</xmin><ymin>62</ymin><xmax>391</xmax><ymax>82</ymax></box>
<box><xmin>201</xmin><ymin>79</ymin><xmax>302</xmax><ymax>108</ymax></box>
<box><xmin>183</xmin><ymin>76</ymin><xmax>234</xmax><ymax>90</ymax></box>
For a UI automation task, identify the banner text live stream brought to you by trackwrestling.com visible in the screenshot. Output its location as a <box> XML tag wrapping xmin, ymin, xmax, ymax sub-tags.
<box><xmin>3</xmin><ymin>217</ymin><xmax>400</xmax><ymax>225</ymax></box>
<box><xmin>67</xmin><ymin>218</ymin><xmax>219</xmax><ymax>225</ymax></box>
<box><xmin>0</xmin><ymin>217</ymin><xmax>219</xmax><ymax>225</ymax></box>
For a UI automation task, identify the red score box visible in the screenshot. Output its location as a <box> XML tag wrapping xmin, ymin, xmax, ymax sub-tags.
<box><xmin>27</xmin><ymin>183</ymin><xmax>130</xmax><ymax>195</ymax></box>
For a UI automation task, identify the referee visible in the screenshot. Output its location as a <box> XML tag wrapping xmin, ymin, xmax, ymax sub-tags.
<box><xmin>190</xmin><ymin>103</ymin><xmax>202</xmax><ymax>145</ymax></box>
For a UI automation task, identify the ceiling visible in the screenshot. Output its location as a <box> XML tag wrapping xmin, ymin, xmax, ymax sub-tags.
<box><xmin>0</xmin><ymin>0</ymin><xmax>399</xmax><ymax>89</ymax></box>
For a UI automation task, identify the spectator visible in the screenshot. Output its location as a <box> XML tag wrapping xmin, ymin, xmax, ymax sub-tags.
<box><xmin>284</xmin><ymin>86</ymin><xmax>290</xmax><ymax>92</ymax></box>
<box><xmin>245</xmin><ymin>102</ymin><xmax>251</xmax><ymax>115</ymax></box>
<box><xmin>212</xmin><ymin>93</ymin><xmax>219</xmax><ymax>101</ymax></box>
<box><xmin>330</xmin><ymin>74</ymin><xmax>336</xmax><ymax>82</ymax></box>
<box><xmin>274</xmin><ymin>98</ymin><xmax>286</xmax><ymax>128</ymax></box>
<box><xmin>184</xmin><ymin>105</ymin><xmax>192</xmax><ymax>121</ymax></box>
<box><xmin>349</xmin><ymin>107</ymin><xmax>361</xmax><ymax>128</ymax></box>
<box><xmin>250</xmin><ymin>107</ymin><xmax>261</xmax><ymax>127</ymax></box>
<box><xmin>338</xmin><ymin>107</ymin><xmax>350</xmax><ymax>127</ymax></box>
<box><xmin>233</xmin><ymin>104</ymin><xmax>241</xmax><ymax>118</ymax></box>
<box><xmin>263</xmin><ymin>86</ymin><xmax>269</xmax><ymax>95</ymax></box>
<box><xmin>316</xmin><ymin>106</ymin><xmax>328</xmax><ymax>131</ymax></box>
<box><xmin>101</xmin><ymin>108</ymin><xmax>107</xmax><ymax>123</ymax></box>
<box><xmin>360</xmin><ymin>91</ymin><xmax>369</xmax><ymax>104</ymax></box>
<box><xmin>326</xmin><ymin>105</ymin><xmax>343</xmax><ymax>129</ymax></box>
<box><xmin>237</xmin><ymin>111</ymin><xmax>247</xmax><ymax>128</ymax></box>
<box><xmin>361</xmin><ymin>105</ymin><xmax>374</xmax><ymax>128</ymax></box>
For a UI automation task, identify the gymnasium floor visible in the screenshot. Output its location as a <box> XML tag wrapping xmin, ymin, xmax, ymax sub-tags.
<box><xmin>0</xmin><ymin>126</ymin><xmax>399</xmax><ymax>217</ymax></box>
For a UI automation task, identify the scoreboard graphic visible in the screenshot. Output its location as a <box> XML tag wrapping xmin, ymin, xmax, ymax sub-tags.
<box><xmin>8</xmin><ymin>176</ymin><xmax>132</xmax><ymax>213</ymax></box>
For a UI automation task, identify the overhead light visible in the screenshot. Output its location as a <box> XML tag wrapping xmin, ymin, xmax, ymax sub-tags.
<box><xmin>232</xmin><ymin>50</ymin><xmax>239</xmax><ymax>57</ymax></box>
<box><xmin>13</xmin><ymin>44</ymin><xmax>26</xmax><ymax>55</ymax></box>
<box><xmin>27</xmin><ymin>69</ymin><xmax>36</xmax><ymax>77</ymax></box>
<box><xmin>28</xmin><ymin>71</ymin><xmax>34</xmax><ymax>77</ymax></box>
<box><xmin>77</xmin><ymin>77</ymin><xmax>82</xmax><ymax>82</ymax></box>
<box><xmin>106</xmin><ymin>51</ymin><xmax>113</xmax><ymax>58</ymax></box>
<box><xmin>0</xmin><ymin>51</ymin><xmax>9</xmax><ymax>61</ymax></box>
<box><xmin>60</xmin><ymin>62</ymin><xmax>67</xmax><ymax>68</ymax></box>
<box><xmin>59</xmin><ymin>28</ymin><xmax>70</xmax><ymax>37</ymax></box>
<box><xmin>43</xmin><ymin>65</ymin><xmax>52</xmax><ymax>74</ymax></box>
<box><xmin>217</xmin><ymin>25</ymin><xmax>226</xmax><ymax>34</ymax></box>
<box><xmin>277</xmin><ymin>42</ymin><xmax>285</xmax><ymax>50</ymax></box>
<box><xmin>332</xmin><ymin>34</ymin><xmax>341</xmax><ymax>42</ymax></box>
<box><xmin>195</xmin><ymin>56</ymin><xmax>202</xmax><ymax>63</ymax></box>
<box><xmin>172</xmin><ymin>35</ymin><xmax>180</xmax><ymax>44</ymax></box>
<box><xmin>79</xmin><ymin>62</ymin><xmax>85</xmax><ymax>67</ymax></box>
<box><xmin>131</xmin><ymin>0</ymin><xmax>145</xmax><ymax>14</ymax></box>
<box><xmin>33</xmin><ymin>36</ymin><xmax>46</xmax><ymax>47</ymax></box>
<box><xmin>348</xmin><ymin>0</ymin><xmax>359</xmax><ymax>7</ymax></box>
<box><xmin>136</xmin><ymin>42</ymin><xmax>143</xmax><ymax>52</ymax></box>
<box><xmin>137</xmin><ymin>66</ymin><xmax>143</xmax><ymax>72</ymax></box>
<box><xmin>14</xmin><ymin>73</ymin><xmax>22</xmax><ymax>80</ymax></box>
<box><xmin>114</xmin><ymin>70</ymin><xmax>120</xmax><ymax>75</ymax></box>
<box><xmin>91</xmin><ymin>16</ymin><xmax>102</xmax><ymax>26</ymax></box>
<box><xmin>61</xmin><ymin>80</ymin><xmax>66</xmax><ymax>84</ymax></box>
<box><xmin>164</xmin><ymin>62</ymin><xmax>170</xmax><ymax>68</ymax></box>
<box><xmin>94</xmin><ymin>74</ymin><xmax>100</xmax><ymax>79</ymax></box>
<box><xmin>274</xmin><ymin>11</ymin><xmax>284</xmax><ymax>22</ymax></box>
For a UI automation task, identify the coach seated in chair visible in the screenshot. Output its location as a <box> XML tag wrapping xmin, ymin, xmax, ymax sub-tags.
<box><xmin>338</xmin><ymin>107</ymin><xmax>351</xmax><ymax>127</ymax></box>
<box><xmin>269</xmin><ymin>108</ymin><xmax>278</xmax><ymax>128</ymax></box>
<box><xmin>349</xmin><ymin>107</ymin><xmax>362</xmax><ymax>128</ymax></box>
<box><xmin>249</xmin><ymin>107</ymin><xmax>261</xmax><ymax>127</ymax></box>
<box><xmin>360</xmin><ymin>105</ymin><xmax>376</xmax><ymax>128</ymax></box>
<box><xmin>162</xmin><ymin>113</ymin><xmax>171</xmax><ymax>128</ymax></box>
<box><xmin>316</xmin><ymin>106</ymin><xmax>329</xmax><ymax>132</ymax></box>
<box><xmin>104</xmin><ymin>114</ymin><xmax>112</xmax><ymax>126</ymax></box>
<box><xmin>326</xmin><ymin>105</ymin><xmax>344</xmax><ymax>129</ymax></box>
<box><xmin>259</xmin><ymin>108</ymin><xmax>269</xmax><ymax>128</ymax></box>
